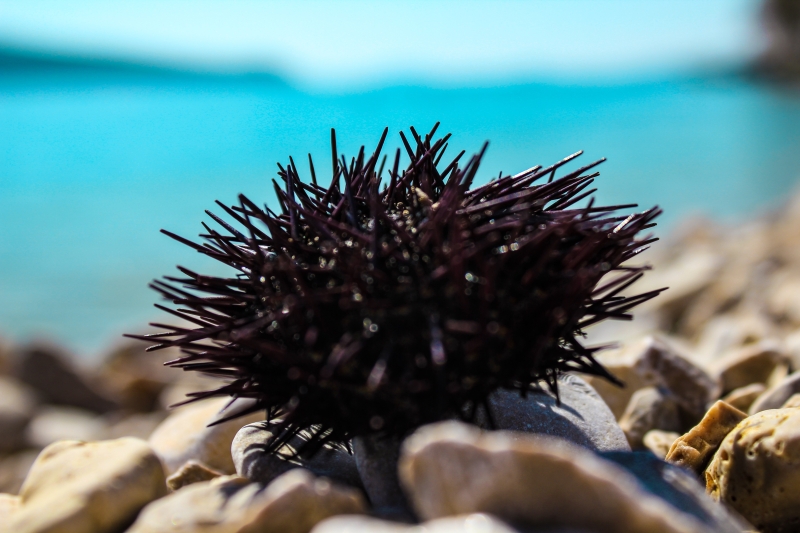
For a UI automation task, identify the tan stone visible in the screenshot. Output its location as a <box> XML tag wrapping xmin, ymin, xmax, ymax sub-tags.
<box><xmin>312</xmin><ymin>513</ymin><xmax>517</xmax><ymax>533</ymax></box>
<box><xmin>618</xmin><ymin>387</ymin><xmax>681</xmax><ymax>449</ymax></box>
<box><xmin>97</xmin><ymin>342</ymin><xmax>177</xmax><ymax>413</ymax></box>
<box><xmin>721</xmin><ymin>383</ymin><xmax>766</xmax><ymax>412</ymax></box>
<box><xmin>586</xmin><ymin>336</ymin><xmax>719</xmax><ymax>421</ymax></box>
<box><xmin>25</xmin><ymin>406</ymin><xmax>109</xmax><ymax>448</ymax></box>
<box><xmin>399</xmin><ymin>421</ymin><xmax>709</xmax><ymax>533</ymax></box>
<box><xmin>166</xmin><ymin>460</ymin><xmax>223</xmax><ymax>491</ymax></box>
<box><xmin>148</xmin><ymin>397</ymin><xmax>262</xmax><ymax>475</ymax></box>
<box><xmin>0</xmin><ymin>493</ymin><xmax>20</xmax><ymax>524</ymax></box>
<box><xmin>643</xmin><ymin>430</ymin><xmax>680</xmax><ymax>459</ymax></box>
<box><xmin>782</xmin><ymin>393</ymin><xmax>800</xmax><ymax>408</ymax></box>
<box><xmin>706</xmin><ymin>408</ymin><xmax>800</xmax><ymax>533</ymax></box>
<box><xmin>749</xmin><ymin>370</ymin><xmax>800</xmax><ymax>414</ymax></box>
<box><xmin>0</xmin><ymin>451</ymin><xmax>38</xmax><ymax>495</ymax></box>
<box><xmin>708</xmin><ymin>341</ymin><xmax>788</xmax><ymax>395</ymax></box>
<box><xmin>8</xmin><ymin>438</ymin><xmax>166</xmax><ymax>533</ymax></box>
<box><xmin>127</xmin><ymin>470</ymin><xmax>366</xmax><ymax>533</ymax></box>
<box><xmin>666</xmin><ymin>401</ymin><xmax>746</xmax><ymax>474</ymax></box>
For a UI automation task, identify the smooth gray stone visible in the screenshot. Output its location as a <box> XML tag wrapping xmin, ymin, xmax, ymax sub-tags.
<box><xmin>480</xmin><ymin>374</ymin><xmax>631</xmax><ymax>452</ymax></box>
<box><xmin>600</xmin><ymin>452</ymin><xmax>751</xmax><ymax>533</ymax></box>
<box><xmin>749</xmin><ymin>370</ymin><xmax>800</xmax><ymax>414</ymax></box>
<box><xmin>232</xmin><ymin>422</ymin><xmax>363</xmax><ymax>489</ymax></box>
<box><xmin>353</xmin><ymin>433</ymin><xmax>415</xmax><ymax>520</ymax></box>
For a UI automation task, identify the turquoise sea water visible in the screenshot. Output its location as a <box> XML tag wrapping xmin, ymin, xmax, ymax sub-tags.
<box><xmin>2</xmin><ymin>67</ymin><xmax>800</xmax><ymax>357</ymax></box>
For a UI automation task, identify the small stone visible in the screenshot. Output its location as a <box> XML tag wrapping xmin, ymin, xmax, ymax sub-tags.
<box><xmin>707</xmin><ymin>341</ymin><xmax>788</xmax><ymax>395</ymax></box>
<box><xmin>721</xmin><ymin>383</ymin><xmax>766</xmax><ymax>412</ymax></box>
<box><xmin>127</xmin><ymin>470</ymin><xmax>366</xmax><ymax>533</ymax></box>
<box><xmin>233</xmin><ymin>422</ymin><xmax>362</xmax><ymax>489</ymax></box>
<box><xmin>96</xmin><ymin>342</ymin><xmax>177</xmax><ymax>413</ymax></box>
<box><xmin>665</xmin><ymin>401</ymin><xmax>747</xmax><ymax>474</ymax></box>
<box><xmin>749</xmin><ymin>370</ymin><xmax>800</xmax><ymax>414</ymax></box>
<box><xmin>481</xmin><ymin>374</ymin><xmax>630</xmax><ymax>452</ymax></box>
<box><xmin>643</xmin><ymin>430</ymin><xmax>680</xmax><ymax>459</ymax></box>
<box><xmin>399</xmin><ymin>421</ymin><xmax>713</xmax><ymax>533</ymax></box>
<box><xmin>166</xmin><ymin>460</ymin><xmax>223</xmax><ymax>491</ymax></box>
<box><xmin>14</xmin><ymin>343</ymin><xmax>118</xmax><ymax>413</ymax></box>
<box><xmin>106</xmin><ymin>411</ymin><xmax>166</xmax><ymax>440</ymax></box>
<box><xmin>353</xmin><ymin>433</ymin><xmax>412</xmax><ymax>518</ymax></box>
<box><xmin>25</xmin><ymin>406</ymin><xmax>109</xmax><ymax>448</ymax></box>
<box><xmin>782</xmin><ymin>393</ymin><xmax>800</xmax><ymax>408</ymax></box>
<box><xmin>618</xmin><ymin>387</ymin><xmax>681</xmax><ymax>449</ymax></box>
<box><xmin>9</xmin><ymin>438</ymin><xmax>166</xmax><ymax>533</ymax></box>
<box><xmin>0</xmin><ymin>376</ymin><xmax>37</xmax><ymax>453</ymax></box>
<box><xmin>312</xmin><ymin>513</ymin><xmax>518</xmax><ymax>533</ymax></box>
<box><xmin>706</xmin><ymin>408</ymin><xmax>800</xmax><ymax>533</ymax></box>
<box><xmin>586</xmin><ymin>336</ymin><xmax>720</xmax><ymax>422</ymax></box>
<box><xmin>148</xmin><ymin>397</ymin><xmax>263</xmax><ymax>475</ymax></box>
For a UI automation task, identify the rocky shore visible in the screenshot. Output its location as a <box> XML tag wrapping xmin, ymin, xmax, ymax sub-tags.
<box><xmin>5</xmin><ymin>194</ymin><xmax>800</xmax><ymax>532</ymax></box>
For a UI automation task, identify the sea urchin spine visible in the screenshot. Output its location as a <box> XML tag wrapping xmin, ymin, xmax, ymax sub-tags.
<box><xmin>130</xmin><ymin>124</ymin><xmax>663</xmax><ymax>457</ymax></box>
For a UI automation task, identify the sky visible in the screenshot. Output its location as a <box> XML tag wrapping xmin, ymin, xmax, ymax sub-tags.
<box><xmin>0</xmin><ymin>0</ymin><xmax>764</xmax><ymax>88</ymax></box>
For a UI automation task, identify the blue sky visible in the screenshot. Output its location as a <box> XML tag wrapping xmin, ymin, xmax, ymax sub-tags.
<box><xmin>0</xmin><ymin>0</ymin><xmax>763</xmax><ymax>88</ymax></box>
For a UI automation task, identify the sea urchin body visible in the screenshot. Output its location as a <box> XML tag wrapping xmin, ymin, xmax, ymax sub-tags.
<box><xmin>131</xmin><ymin>124</ymin><xmax>663</xmax><ymax>456</ymax></box>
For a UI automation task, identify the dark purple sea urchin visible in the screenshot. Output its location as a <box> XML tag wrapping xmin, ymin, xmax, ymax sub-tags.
<box><xmin>131</xmin><ymin>124</ymin><xmax>663</xmax><ymax>456</ymax></box>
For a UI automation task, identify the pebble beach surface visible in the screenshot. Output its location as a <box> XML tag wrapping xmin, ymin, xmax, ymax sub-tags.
<box><xmin>6</xmin><ymin>195</ymin><xmax>800</xmax><ymax>532</ymax></box>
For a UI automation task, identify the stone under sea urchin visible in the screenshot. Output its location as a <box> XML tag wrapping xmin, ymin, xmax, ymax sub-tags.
<box><xmin>130</xmin><ymin>124</ymin><xmax>663</xmax><ymax>456</ymax></box>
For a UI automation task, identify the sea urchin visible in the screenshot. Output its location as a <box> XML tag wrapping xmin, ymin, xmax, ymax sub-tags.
<box><xmin>131</xmin><ymin>124</ymin><xmax>663</xmax><ymax>456</ymax></box>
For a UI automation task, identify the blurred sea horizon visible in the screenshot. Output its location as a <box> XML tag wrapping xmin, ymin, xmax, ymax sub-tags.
<box><xmin>3</xmin><ymin>46</ymin><xmax>800</xmax><ymax>359</ymax></box>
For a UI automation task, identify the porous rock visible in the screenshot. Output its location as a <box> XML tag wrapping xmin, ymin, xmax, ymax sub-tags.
<box><xmin>127</xmin><ymin>470</ymin><xmax>366</xmax><ymax>533</ymax></box>
<box><xmin>166</xmin><ymin>460</ymin><xmax>223</xmax><ymax>491</ymax></box>
<box><xmin>749</xmin><ymin>370</ymin><xmax>800</xmax><ymax>414</ymax></box>
<box><xmin>666</xmin><ymin>401</ymin><xmax>746</xmax><ymax>474</ymax></box>
<box><xmin>721</xmin><ymin>383</ymin><xmax>766</xmax><ymax>413</ymax></box>
<box><xmin>0</xmin><ymin>376</ymin><xmax>37</xmax><ymax>453</ymax></box>
<box><xmin>618</xmin><ymin>387</ymin><xmax>681</xmax><ymax>449</ymax></box>
<box><xmin>708</xmin><ymin>341</ymin><xmax>788</xmax><ymax>395</ymax></box>
<box><xmin>312</xmin><ymin>513</ymin><xmax>518</xmax><ymax>533</ymax></box>
<box><xmin>149</xmin><ymin>397</ymin><xmax>262</xmax><ymax>475</ymax></box>
<box><xmin>233</xmin><ymin>422</ymin><xmax>362</xmax><ymax>489</ymax></box>
<box><xmin>399</xmin><ymin>420</ymin><xmax>714</xmax><ymax>533</ymax></box>
<box><xmin>706</xmin><ymin>408</ymin><xmax>800</xmax><ymax>533</ymax></box>
<box><xmin>643</xmin><ymin>430</ymin><xmax>680</xmax><ymax>459</ymax></box>
<box><xmin>586</xmin><ymin>336</ymin><xmax>720</xmax><ymax>422</ymax></box>
<box><xmin>481</xmin><ymin>374</ymin><xmax>630</xmax><ymax>452</ymax></box>
<box><xmin>14</xmin><ymin>343</ymin><xmax>118</xmax><ymax>413</ymax></box>
<box><xmin>8</xmin><ymin>438</ymin><xmax>166</xmax><ymax>533</ymax></box>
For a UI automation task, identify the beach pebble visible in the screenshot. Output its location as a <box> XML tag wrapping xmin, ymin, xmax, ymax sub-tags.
<box><xmin>25</xmin><ymin>406</ymin><xmax>109</xmax><ymax>448</ymax></box>
<box><xmin>586</xmin><ymin>336</ymin><xmax>720</xmax><ymax>422</ymax></box>
<box><xmin>666</xmin><ymin>401</ymin><xmax>746</xmax><ymax>474</ymax></box>
<box><xmin>166</xmin><ymin>460</ymin><xmax>223</xmax><ymax>491</ymax></box>
<box><xmin>708</xmin><ymin>341</ymin><xmax>788</xmax><ymax>395</ymax></box>
<box><xmin>312</xmin><ymin>513</ymin><xmax>518</xmax><ymax>533</ymax></box>
<box><xmin>749</xmin><ymin>370</ymin><xmax>800</xmax><ymax>414</ymax></box>
<box><xmin>106</xmin><ymin>411</ymin><xmax>166</xmax><ymax>440</ymax></box>
<box><xmin>398</xmin><ymin>420</ymin><xmax>715</xmax><ymax>533</ymax></box>
<box><xmin>127</xmin><ymin>470</ymin><xmax>366</xmax><ymax>533</ymax></box>
<box><xmin>706</xmin><ymin>408</ymin><xmax>800</xmax><ymax>533</ymax></box>
<box><xmin>782</xmin><ymin>393</ymin><xmax>800</xmax><ymax>408</ymax></box>
<box><xmin>148</xmin><ymin>397</ymin><xmax>263</xmax><ymax>475</ymax></box>
<box><xmin>0</xmin><ymin>376</ymin><xmax>37</xmax><ymax>453</ymax></box>
<box><xmin>721</xmin><ymin>383</ymin><xmax>766</xmax><ymax>412</ymax></box>
<box><xmin>481</xmin><ymin>374</ymin><xmax>630</xmax><ymax>452</ymax></box>
<box><xmin>618</xmin><ymin>387</ymin><xmax>681</xmax><ymax>449</ymax></box>
<box><xmin>14</xmin><ymin>343</ymin><xmax>118</xmax><ymax>413</ymax></box>
<box><xmin>233</xmin><ymin>422</ymin><xmax>362</xmax><ymax>489</ymax></box>
<box><xmin>8</xmin><ymin>438</ymin><xmax>166</xmax><ymax>533</ymax></box>
<box><xmin>643</xmin><ymin>430</ymin><xmax>680</xmax><ymax>459</ymax></box>
<box><xmin>96</xmin><ymin>342</ymin><xmax>176</xmax><ymax>412</ymax></box>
